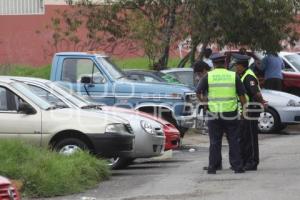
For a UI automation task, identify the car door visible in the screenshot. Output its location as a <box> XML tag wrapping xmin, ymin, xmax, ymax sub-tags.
<box><xmin>60</xmin><ymin>57</ymin><xmax>115</xmax><ymax>105</ymax></box>
<box><xmin>0</xmin><ymin>86</ymin><xmax>42</xmax><ymax>146</ymax></box>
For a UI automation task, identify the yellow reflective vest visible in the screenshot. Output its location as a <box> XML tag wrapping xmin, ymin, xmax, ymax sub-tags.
<box><xmin>208</xmin><ymin>68</ymin><xmax>238</xmax><ymax>112</ymax></box>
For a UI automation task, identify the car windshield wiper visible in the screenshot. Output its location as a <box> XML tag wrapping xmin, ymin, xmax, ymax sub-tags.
<box><xmin>46</xmin><ymin>105</ymin><xmax>58</xmax><ymax>110</ymax></box>
<box><xmin>81</xmin><ymin>104</ymin><xmax>103</xmax><ymax>110</ymax></box>
<box><xmin>46</xmin><ymin>104</ymin><xmax>68</xmax><ymax>110</ymax></box>
<box><xmin>116</xmin><ymin>74</ymin><xmax>129</xmax><ymax>80</ymax></box>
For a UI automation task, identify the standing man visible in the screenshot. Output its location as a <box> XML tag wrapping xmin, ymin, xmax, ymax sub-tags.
<box><xmin>196</xmin><ymin>53</ymin><xmax>247</xmax><ymax>174</ymax></box>
<box><xmin>193</xmin><ymin>60</ymin><xmax>211</xmax><ymax>87</ymax></box>
<box><xmin>202</xmin><ymin>48</ymin><xmax>214</xmax><ymax>68</ymax></box>
<box><xmin>232</xmin><ymin>54</ymin><xmax>267</xmax><ymax>171</ymax></box>
<box><xmin>193</xmin><ymin>60</ymin><xmax>211</xmax><ymax>134</ymax></box>
<box><xmin>260</xmin><ymin>52</ymin><xmax>284</xmax><ymax>91</ymax></box>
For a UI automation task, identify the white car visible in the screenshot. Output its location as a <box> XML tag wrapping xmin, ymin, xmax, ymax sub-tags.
<box><xmin>7</xmin><ymin>77</ymin><xmax>166</xmax><ymax>169</ymax></box>
<box><xmin>162</xmin><ymin>68</ymin><xmax>300</xmax><ymax>133</ymax></box>
<box><xmin>0</xmin><ymin>78</ymin><xmax>134</xmax><ymax>159</ymax></box>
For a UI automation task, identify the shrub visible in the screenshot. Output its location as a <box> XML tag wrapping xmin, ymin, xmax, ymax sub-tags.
<box><xmin>0</xmin><ymin>140</ymin><xmax>110</xmax><ymax>197</ymax></box>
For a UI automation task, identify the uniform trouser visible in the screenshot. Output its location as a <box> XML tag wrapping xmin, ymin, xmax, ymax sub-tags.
<box><xmin>239</xmin><ymin>113</ymin><xmax>259</xmax><ymax>167</ymax></box>
<box><xmin>207</xmin><ymin>117</ymin><xmax>243</xmax><ymax>170</ymax></box>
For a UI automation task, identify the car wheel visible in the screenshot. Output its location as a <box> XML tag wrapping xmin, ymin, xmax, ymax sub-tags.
<box><xmin>108</xmin><ymin>157</ymin><xmax>133</xmax><ymax>170</ymax></box>
<box><xmin>258</xmin><ymin>108</ymin><xmax>281</xmax><ymax>133</ymax></box>
<box><xmin>54</xmin><ymin>138</ymin><xmax>89</xmax><ymax>155</ymax></box>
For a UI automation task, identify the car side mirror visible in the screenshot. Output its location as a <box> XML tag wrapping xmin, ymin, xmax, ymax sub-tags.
<box><xmin>81</xmin><ymin>76</ymin><xmax>92</xmax><ymax>84</ymax></box>
<box><xmin>18</xmin><ymin>102</ymin><xmax>36</xmax><ymax>115</ymax></box>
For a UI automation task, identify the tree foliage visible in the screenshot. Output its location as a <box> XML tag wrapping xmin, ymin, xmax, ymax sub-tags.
<box><xmin>44</xmin><ymin>0</ymin><xmax>300</xmax><ymax>69</ymax></box>
<box><xmin>177</xmin><ymin>0</ymin><xmax>299</xmax><ymax>67</ymax></box>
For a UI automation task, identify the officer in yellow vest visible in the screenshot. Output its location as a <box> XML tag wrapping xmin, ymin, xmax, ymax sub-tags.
<box><xmin>232</xmin><ymin>53</ymin><xmax>267</xmax><ymax>171</ymax></box>
<box><xmin>196</xmin><ymin>53</ymin><xmax>247</xmax><ymax>174</ymax></box>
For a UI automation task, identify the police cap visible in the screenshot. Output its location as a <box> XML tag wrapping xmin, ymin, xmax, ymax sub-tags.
<box><xmin>210</xmin><ymin>53</ymin><xmax>226</xmax><ymax>63</ymax></box>
<box><xmin>231</xmin><ymin>53</ymin><xmax>250</xmax><ymax>68</ymax></box>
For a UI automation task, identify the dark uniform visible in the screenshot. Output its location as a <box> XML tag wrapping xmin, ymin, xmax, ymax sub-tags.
<box><xmin>196</xmin><ymin>53</ymin><xmax>246</xmax><ymax>174</ymax></box>
<box><xmin>232</xmin><ymin>53</ymin><xmax>264</xmax><ymax>170</ymax></box>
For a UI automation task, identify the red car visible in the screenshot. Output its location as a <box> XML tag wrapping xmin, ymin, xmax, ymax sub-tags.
<box><xmin>0</xmin><ymin>176</ymin><xmax>21</xmax><ymax>200</ymax></box>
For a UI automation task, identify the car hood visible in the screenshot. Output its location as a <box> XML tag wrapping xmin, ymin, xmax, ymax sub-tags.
<box><xmin>114</xmin><ymin>80</ymin><xmax>193</xmax><ymax>96</ymax></box>
<box><xmin>45</xmin><ymin>108</ymin><xmax>129</xmax><ymax>125</ymax></box>
<box><xmin>262</xmin><ymin>89</ymin><xmax>300</xmax><ymax>106</ymax></box>
<box><xmin>101</xmin><ymin>106</ymin><xmax>171</xmax><ymax>126</ymax></box>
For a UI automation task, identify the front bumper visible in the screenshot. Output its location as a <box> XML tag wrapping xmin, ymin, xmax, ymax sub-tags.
<box><xmin>133</xmin><ymin>131</ymin><xmax>165</xmax><ymax>158</ymax></box>
<box><xmin>88</xmin><ymin>133</ymin><xmax>134</xmax><ymax>158</ymax></box>
<box><xmin>164</xmin><ymin>125</ymin><xmax>180</xmax><ymax>151</ymax></box>
<box><xmin>276</xmin><ymin>106</ymin><xmax>300</xmax><ymax>124</ymax></box>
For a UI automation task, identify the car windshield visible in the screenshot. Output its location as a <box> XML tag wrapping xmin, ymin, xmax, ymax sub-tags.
<box><xmin>47</xmin><ymin>82</ymin><xmax>99</xmax><ymax>108</ymax></box>
<box><xmin>11</xmin><ymin>82</ymin><xmax>52</xmax><ymax>110</ymax></box>
<box><xmin>97</xmin><ymin>56</ymin><xmax>124</xmax><ymax>80</ymax></box>
<box><xmin>284</xmin><ymin>54</ymin><xmax>300</xmax><ymax>71</ymax></box>
<box><xmin>155</xmin><ymin>72</ymin><xmax>181</xmax><ymax>84</ymax></box>
<box><xmin>170</xmin><ymin>71</ymin><xmax>194</xmax><ymax>87</ymax></box>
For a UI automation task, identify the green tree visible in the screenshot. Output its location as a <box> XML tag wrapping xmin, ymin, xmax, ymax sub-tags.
<box><xmin>177</xmin><ymin>0</ymin><xmax>299</xmax><ymax>67</ymax></box>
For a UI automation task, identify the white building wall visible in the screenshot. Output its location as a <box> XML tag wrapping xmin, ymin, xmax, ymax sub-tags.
<box><xmin>0</xmin><ymin>0</ymin><xmax>45</xmax><ymax>15</ymax></box>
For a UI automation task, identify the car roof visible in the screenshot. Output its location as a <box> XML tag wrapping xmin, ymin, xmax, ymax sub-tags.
<box><xmin>279</xmin><ymin>51</ymin><xmax>298</xmax><ymax>56</ymax></box>
<box><xmin>0</xmin><ymin>76</ymin><xmax>49</xmax><ymax>83</ymax></box>
<box><xmin>55</xmin><ymin>52</ymin><xmax>107</xmax><ymax>57</ymax></box>
<box><xmin>0</xmin><ymin>76</ymin><xmax>17</xmax><ymax>84</ymax></box>
<box><xmin>161</xmin><ymin>68</ymin><xmax>193</xmax><ymax>73</ymax></box>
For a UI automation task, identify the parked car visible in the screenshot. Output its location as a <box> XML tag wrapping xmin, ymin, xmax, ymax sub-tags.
<box><xmin>162</xmin><ymin>68</ymin><xmax>300</xmax><ymax>133</ymax></box>
<box><xmin>49</xmin><ymin>52</ymin><xmax>199</xmax><ymax>136</ymax></box>
<box><xmin>124</xmin><ymin>70</ymin><xmax>181</xmax><ymax>84</ymax></box>
<box><xmin>0</xmin><ymin>78</ymin><xmax>134</xmax><ymax>162</ymax></box>
<box><xmin>0</xmin><ymin>176</ymin><xmax>21</xmax><ymax>200</ymax></box>
<box><xmin>7</xmin><ymin>77</ymin><xmax>181</xmax><ymax>168</ymax></box>
<box><xmin>224</xmin><ymin>50</ymin><xmax>300</xmax><ymax>96</ymax></box>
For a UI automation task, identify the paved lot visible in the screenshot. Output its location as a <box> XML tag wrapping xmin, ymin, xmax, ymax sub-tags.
<box><xmin>33</xmin><ymin>125</ymin><xmax>300</xmax><ymax>200</ymax></box>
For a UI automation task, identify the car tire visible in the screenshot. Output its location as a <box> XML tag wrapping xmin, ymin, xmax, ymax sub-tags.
<box><xmin>258</xmin><ymin>108</ymin><xmax>281</xmax><ymax>133</ymax></box>
<box><xmin>53</xmin><ymin>138</ymin><xmax>89</xmax><ymax>155</ymax></box>
<box><xmin>108</xmin><ymin>157</ymin><xmax>133</xmax><ymax>170</ymax></box>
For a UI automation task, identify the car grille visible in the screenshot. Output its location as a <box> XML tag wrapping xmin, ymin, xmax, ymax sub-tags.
<box><xmin>0</xmin><ymin>183</ymin><xmax>18</xmax><ymax>200</ymax></box>
<box><xmin>125</xmin><ymin>124</ymin><xmax>134</xmax><ymax>134</ymax></box>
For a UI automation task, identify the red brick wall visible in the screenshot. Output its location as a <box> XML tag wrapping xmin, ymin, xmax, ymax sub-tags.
<box><xmin>0</xmin><ymin>5</ymin><xmax>146</xmax><ymax>67</ymax></box>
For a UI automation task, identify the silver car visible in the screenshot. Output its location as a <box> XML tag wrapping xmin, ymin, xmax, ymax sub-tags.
<box><xmin>6</xmin><ymin>77</ymin><xmax>165</xmax><ymax>169</ymax></box>
<box><xmin>162</xmin><ymin>68</ymin><xmax>300</xmax><ymax>133</ymax></box>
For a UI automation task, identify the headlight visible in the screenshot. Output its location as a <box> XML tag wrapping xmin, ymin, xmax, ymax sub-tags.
<box><xmin>140</xmin><ymin>120</ymin><xmax>154</xmax><ymax>134</ymax></box>
<box><xmin>105</xmin><ymin>123</ymin><xmax>128</xmax><ymax>134</ymax></box>
<box><xmin>287</xmin><ymin>99</ymin><xmax>300</xmax><ymax>107</ymax></box>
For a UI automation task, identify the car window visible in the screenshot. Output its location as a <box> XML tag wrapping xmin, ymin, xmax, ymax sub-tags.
<box><xmin>62</xmin><ymin>58</ymin><xmax>106</xmax><ymax>84</ymax></box>
<box><xmin>282</xmin><ymin>60</ymin><xmax>295</xmax><ymax>72</ymax></box>
<box><xmin>284</xmin><ymin>54</ymin><xmax>300</xmax><ymax>72</ymax></box>
<box><xmin>128</xmin><ymin>74</ymin><xmax>144</xmax><ymax>81</ymax></box>
<box><xmin>0</xmin><ymin>86</ymin><xmax>24</xmax><ymax>112</ymax></box>
<box><xmin>27</xmin><ymin>85</ymin><xmax>68</xmax><ymax>107</ymax></box>
<box><xmin>143</xmin><ymin>75</ymin><xmax>160</xmax><ymax>83</ymax></box>
<box><xmin>169</xmin><ymin>71</ymin><xmax>194</xmax><ymax>87</ymax></box>
<box><xmin>97</xmin><ymin>57</ymin><xmax>124</xmax><ymax>80</ymax></box>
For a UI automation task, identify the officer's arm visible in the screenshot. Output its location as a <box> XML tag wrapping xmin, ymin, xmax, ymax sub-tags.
<box><xmin>239</xmin><ymin>95</ymin><xmax>247</xmax><ymax>108</ymax></box>
<box><xmin>246</xmin><ymin>76</ymin><xmax>268</xmax><ymax>108</ymax></box>
<box><xmin>195</xmin><ymin>75</ymin><xmax>208</xmax><ymax>103</ymax></box>
<box><xmin>236</xmin><ymin>75</ymin><xmax>247</xmax><ymax>109</ymax></box>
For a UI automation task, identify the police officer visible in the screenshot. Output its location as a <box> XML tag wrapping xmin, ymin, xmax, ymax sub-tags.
<box><xmin>232</xmin><ymin>53</ymin><xmax>267</xmax><ymax>171</ymax></box>
<box><xmin>196</xmin><ymin>53</ymin><xmax>247</xmax><ymax>174</ymax></box>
